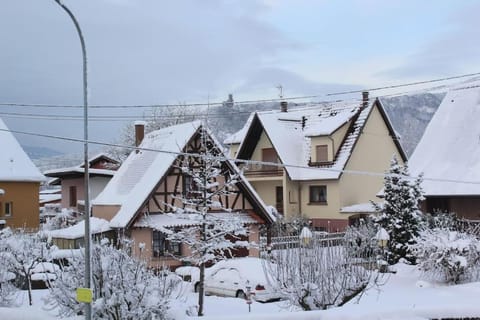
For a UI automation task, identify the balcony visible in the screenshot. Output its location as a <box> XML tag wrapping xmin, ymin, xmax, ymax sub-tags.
<box><xmin>243</xmin><ymin>164</ymin><xmax>283</xmax><ymax>177</ymax></box>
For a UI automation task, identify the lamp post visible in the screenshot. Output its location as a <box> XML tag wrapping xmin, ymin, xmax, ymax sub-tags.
<box><xmin>245</xmin><ymin>280</ymin><xmax>252</xmax><ymax>313</ymax></box>
<box><xmin>52</xmin><ymin>1</ymin><xmax>92</xmax><ymax>319</ymax></box>
<box><xmin>299</xmin><ymin>226</ymin><xmax>313</xmax><ymax>247</ymax></box>
<box><xmin>375</xmin><ymin>227</ymin><xmax>389</xmax><ymax>273</ymax></box>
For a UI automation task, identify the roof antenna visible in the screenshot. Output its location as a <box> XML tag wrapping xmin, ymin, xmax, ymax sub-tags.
<box><xmin>277</xmin><ymin>85</ymin><xmax>288</xmax><ymax>112</ymax></box>
<box><xmin>276</xmin><ymin>85</ymin><xmax>283</xmax><ymax>100</ymax></box>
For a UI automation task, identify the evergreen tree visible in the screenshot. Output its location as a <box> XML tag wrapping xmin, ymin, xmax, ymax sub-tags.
<box><xmin>374</xmin><ymin>156</ymin><xmax>424</xmax><ymax>265</ymax></box>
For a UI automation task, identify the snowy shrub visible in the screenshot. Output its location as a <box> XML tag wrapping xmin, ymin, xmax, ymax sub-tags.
<box><xmin>374</xmin><ymin>156</ymin><xmax>425</xmax><ymax>265</ymax></box>
<box><xmin>0</xmin><ymin>236</ymin><xmax>17</xmax><ymax>307</ymax></box>
<box><xmin>0</xmin><ymin>228</ymin><xmax>51</xmax><ymax>306</ymax></box>
<box><xmin>344</xmin><ymin>219</ymin><xmax>377</xmax><ymax>261</ymax></box>
<box><xmin>43</xmin><ymin>208</ymin><xmax>76</xmax><ymax>231</ymax></box>
<box><xmin>48</xmin><ymin>240</ymin><xmax>180</xmax><ymax>320</ymax></box>
<box><xmin>264</xmin><ymin>230</ymin><xmax>377</xmax><ymax>310</ymax></box>
<box><xmin>411</xmin><ymin>228</ymin><xmax>480</xmax><ymax>284</ymax></box>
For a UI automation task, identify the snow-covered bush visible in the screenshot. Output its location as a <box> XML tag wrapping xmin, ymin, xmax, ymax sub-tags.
<box><xmin>43</xmin><ymin>208</ymin><xmax>76</xmax><ymax>231</ymax></box>
<box><xmin>374</xmin><ymin>156</ymin><xmax>425</xmax><ymax>265</ymax></box>
<box><xmin>0</xmin><ymin>228</ymin><xmax>51</xmax><ymax>306</ymax></box>
<box><xmin>411</xmin><ymin>228</ymin><xmax>480</xmax><ymax>284</ymax></box>
<box><xmin>264</xmin><ymin>228</ymin><xmax>377</xmax><ymax>310</ymax></box>
<box><xmin>48</xmin><ymin>240</ymin><xmax>180</xmax><ymax>319</ymax></box>
<box><xmin>0</xmin><ymin>232</ymin><xmax>17</xmax><ymax>307</ymax></box>
<box><xmin>344</xmin><ymin>219</ymin><xmax>377</xmax><ymax>261</ymax></box>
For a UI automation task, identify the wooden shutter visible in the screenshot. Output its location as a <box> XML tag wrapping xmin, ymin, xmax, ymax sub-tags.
<box><xmin>316</xmin><ymin>145</ymin><xmax>329</xmax><ymax>162</ymax></box>
<box><xmin>69</xmin><ymin>186</ymin><xmax>77</xmax><ymax>207</ymax></box>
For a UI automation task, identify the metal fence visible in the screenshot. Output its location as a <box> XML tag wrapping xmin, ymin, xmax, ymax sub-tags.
<box><xmin>260</xmin><ymin>232</ymin><xmax>345</xmax><ymax>251</ymax></box>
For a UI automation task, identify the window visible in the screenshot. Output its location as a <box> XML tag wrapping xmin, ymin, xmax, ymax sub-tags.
<box><xmin>183</xmin><ymin>174</ymin><xmax>199</xmax><ymax>198</ymax></box>
<box><xmin>275</xmin><ymin>186</ymin><xmax>283</xmax><ymax>214</ymax></box>
<box><xmin>316</xmin><ymin>145</ymin><xmax>329</xmax><ymax>163</ymax></box>
<box><xmin>152</xmin><ymin>231</ymin><xmax>181</xmax><ymax>257</ymax></box>
<box><xmin>309</xmin><ymin>186</ymin><xmax>327</xmax><ymax>204</ymax></box>
<box><xmin>69</xmin><ymin>186</ymin><xmax>77</xmax><ymax>207</ymax></box>
<box><xmin>4</xmin><ymin>202</ymin><xmax>12</xmax><ymax>216</ymax></box>
<box><xmin>262</xmin><ymin>148</ymin><xmax>278</xmax><ymax>170</ymax></box>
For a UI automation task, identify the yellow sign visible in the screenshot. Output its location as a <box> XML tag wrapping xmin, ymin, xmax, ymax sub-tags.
<box><xmin>76</xmin><ymin>288</ymin><xmax>93</xmax><ymax>303</ymax></box>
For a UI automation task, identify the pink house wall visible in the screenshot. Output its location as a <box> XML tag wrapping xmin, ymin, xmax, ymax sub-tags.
<box><xmin>61</xmin><ymin>178</ymin><xmax>84</xmax><ymax>209</ymax></box>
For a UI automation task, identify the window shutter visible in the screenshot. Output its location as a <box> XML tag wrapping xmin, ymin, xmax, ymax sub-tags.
<box><xmin>316</xmin><ymin>145</ymin><xmax>329</xmax><ymax>162</ymax></box>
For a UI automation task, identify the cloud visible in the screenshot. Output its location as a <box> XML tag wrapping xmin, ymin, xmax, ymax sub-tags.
<box><xmin>378</xmin><ymin>2</ymin><xmax>480</xmax><ymax>79</ymax></box>
<box><xmin>0</xmin><ymin>0</ymin><xmax>302</xmax><ymax>153</ymax></box>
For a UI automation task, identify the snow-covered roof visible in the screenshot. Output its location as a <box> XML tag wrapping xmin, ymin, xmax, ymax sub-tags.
<box><xmin>223</xmin><ymin>113</ymin><xmax>255</xmax><ymax>145</ymax></box>
<box><xmin>44</xmin><ymin>153</ymin><xmax>118</xmax><ymax>178</ymax></box>
<box><xmin>47</xmin><ymin>217</ymin><xmax>112</xmax><ymax>239</ymax></box>
<box><xmin>409</xmin><ymin>86</ymin><xmax>480</xmax><ymax>196</ymax></box>
<box><xmin>94</xmin><ymin>121</ymin><xmax>275</xmax><ymax>229</ymax></box>
<box><xmin>39</xmin><ymin>194</ymin><xmax>62</xmax><ymax>204</ymax></box>
<box><xmin>0</xmin><ymin>118</ymin><xmax>45</xmax><ymax>182</ymax></box>
<box><xmin>234</xmin><ymin>101</ymin><xmax>380</xmax><ymax>180</ymax></box>
<box><xmin>40</xmin><ymin>188</ymin><xmax>61</xmax><ymax>195</ymax></box>
<box><xmin>134</xmin><ymin>212</ymin><xmax>258</xmax><ymax>230</ymax></box>
<box><xmin>340</xmin><ymin>202</ymin><xmax>382</xmax><ymax>213</ymax></box>
<box><xmin>94</xmin><ymin>121</ymin><xmax>203</xmax><ymax>228</ymax></box>
<box><xmin>44</xmin><ymin>166</ymin><xmax>116</xmax><ymax>177</ymax></box>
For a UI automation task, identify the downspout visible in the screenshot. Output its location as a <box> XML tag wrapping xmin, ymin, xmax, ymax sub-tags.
<box><xmin>298</xmin><ymin>183</ymin><xmax>302</xmax><ymax>218</ymax></box>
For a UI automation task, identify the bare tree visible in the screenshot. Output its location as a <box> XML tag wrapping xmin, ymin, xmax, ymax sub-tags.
<box><xmin>165</xmin><ymin>127</ymin><xmax>251</xmax><ymax>316</ymax></box>
<box><xmin>263</xmin><ymin>222</ymin><xmax>379</xmax><ymax>310</ymax></box>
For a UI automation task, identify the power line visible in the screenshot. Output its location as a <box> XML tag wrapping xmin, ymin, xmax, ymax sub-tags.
<box><xmin>0</xmin><ymin>71</ymin><xmax>479</xmax><ymax>109</ymax></box>
<box><xmin>326</xmin><ymin>72</ymin><xmax>480</xmax><ymax>96</ymax></box>
<box><xmin>1</xmin><ymin>127</ymin><xmax>479</xmax><ymax>186</ymax></box>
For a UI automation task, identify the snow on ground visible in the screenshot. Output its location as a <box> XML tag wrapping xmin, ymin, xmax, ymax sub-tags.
<box><xmin>2</xmin><ymin>262</ymin><xmax>480</xmax><ymax>319</ymax></box>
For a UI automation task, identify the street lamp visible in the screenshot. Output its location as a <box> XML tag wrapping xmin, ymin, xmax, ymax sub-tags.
<box><xmin>375</xmin><ymin>227</ymin><xmax>390</xmax><ymax>273</ymax></box>
<box><xmin>299</xmin><ymin>226</ymin><xmax>313</xmax><ymax>247</ymax></box>
<box><xmin>52</xmin><ymin>1</ymin><xmax>92</xmax><ymax>319</ymax></box>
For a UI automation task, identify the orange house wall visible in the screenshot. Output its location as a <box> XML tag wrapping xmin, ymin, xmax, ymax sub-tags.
<box><xmin>0</xmin><ymin>181</ymin><xmax>40</xmax><ymax>230</ymax></box>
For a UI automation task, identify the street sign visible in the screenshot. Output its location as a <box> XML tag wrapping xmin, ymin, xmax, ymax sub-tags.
<box><xmin>76</xmin><ymin>288</ymin><xmax>93</xmax><ymax>303</ymax></box>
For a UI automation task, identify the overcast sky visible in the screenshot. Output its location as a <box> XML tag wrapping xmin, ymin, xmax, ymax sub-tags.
<box><xmin>1</xmin><ymin>0</ymin><xmax>479</xmax><ymax>154</ymax></box>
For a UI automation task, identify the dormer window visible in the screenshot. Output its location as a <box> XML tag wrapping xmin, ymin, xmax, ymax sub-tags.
<box><xmin>316</xmin><ymin>145</ymin><xmax>329</xmax><ymax>163</ymax></box>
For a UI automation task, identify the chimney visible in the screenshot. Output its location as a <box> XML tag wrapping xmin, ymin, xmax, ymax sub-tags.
<box><xmin>362</xmin><ymin>91</ymin><xmax>369</xmax><ymax>109</ymax></box>
<box><xmin>280</xmin><ymin>101</ymin><xmax>288</xmax><ymax>112</ymax></box>
<box><xmin>223</xmin><ymin>94</ymin><xmax>234</xmax><ymax>108</ymax></box>
<box><xmin>134</xmin><ymin>121</ymin><xmax>146</xmax><ymax>151</ymax></box>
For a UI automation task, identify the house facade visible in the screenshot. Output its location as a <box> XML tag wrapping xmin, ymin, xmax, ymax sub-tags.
<box><xmin>409</xmin><ymin>86</ymin><xmax>480</xmax><ymax>220</ymax></box>
<box><xmin>44</xmin><ymin>154</ymin><xmax>119</xmax><ymax>213</ymax></box>
<box><xmin>0</xmin><ymin>118</ymin><xmax>45</xmax><ymax>230</ymax></box>
<box><xmin>225</xmin><ymin>94</ymin><xmax>406</xmax><ymax>231</ymax></box>
<box><xmin>92</xmin><ymin>121</ymin><xmax>275</xmax><ymax>268</ymax></box>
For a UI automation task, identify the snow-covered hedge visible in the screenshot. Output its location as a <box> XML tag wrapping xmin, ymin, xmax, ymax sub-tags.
<box><xmin>411</xmin><ymin>228</ymin><xmax>480</xmax><ymax>284</ymax></box>
<box><xmin>47</xmin><ymin>240</ymin><xmax>181</xmax><ymax>319</ymax></box>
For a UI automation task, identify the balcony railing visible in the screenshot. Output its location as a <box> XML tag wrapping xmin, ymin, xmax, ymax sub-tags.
<box><xmin>243</xmin><ymin>164</ymin><xmax>283</xmax><ymax>177</ymax></box>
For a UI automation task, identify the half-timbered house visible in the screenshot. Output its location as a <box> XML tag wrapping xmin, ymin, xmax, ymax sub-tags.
<box><xmin>92</xmin><ymin>121</ymin><xmax>275</xmax><ymax>268</ymax></box>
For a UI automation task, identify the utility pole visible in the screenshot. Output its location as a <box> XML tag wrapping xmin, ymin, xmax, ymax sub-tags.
<box><xmin>52</xmin><ymin>2</ymin><xmax>92</xmax><ymax>319</ymax></box>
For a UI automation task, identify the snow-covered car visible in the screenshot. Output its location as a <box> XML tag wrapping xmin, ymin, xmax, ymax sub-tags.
<box><xmin>192</xmin><ymin>257</ymin><xmax>282</xmax><ymax>303</ymax></box>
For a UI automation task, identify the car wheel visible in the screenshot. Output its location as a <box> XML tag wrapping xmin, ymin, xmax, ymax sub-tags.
<box><xmin>194</xmin><ymin>282</ymin><xmax>200</xmax><ymax>293</ymax></box>
<box><xmin>236</xmin><ymin>290</ymin><xmax>246</xmax><ymax>299</ymax></box>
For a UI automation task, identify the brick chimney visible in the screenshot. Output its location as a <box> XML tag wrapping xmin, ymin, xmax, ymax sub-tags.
<box><xmin>280</xmin><ymin>101</ymin><xmax>288</xmax><ymax>112</ymax></box>
<box><xmin>134</xmin><ymin>121</ymin><xmax>146</xmax><ymax>152</ymax></box>
<box><xmin>362</xmin><ymin>91</ymin><xmax>369</xmax><ymax>109</ymax></box>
